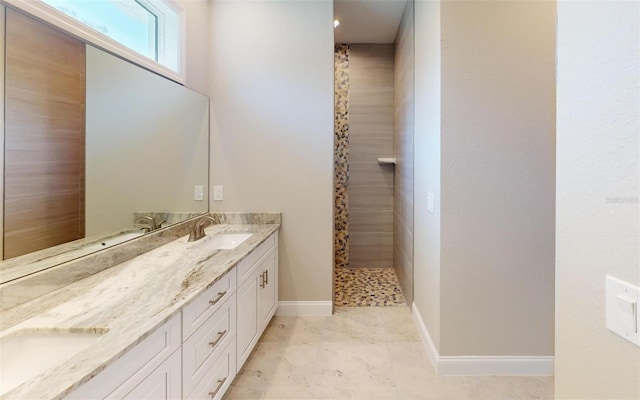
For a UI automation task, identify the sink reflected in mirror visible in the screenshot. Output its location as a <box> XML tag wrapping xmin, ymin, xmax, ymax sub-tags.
<box><xmin>0</xmin><ymin>328</ymin><xmax>108</xmax><ymax>396</ymax></box>
<box><xmin>83</xmin><ymin>231</ymin><xmax>146</xmax><ymax>252</ymax></box>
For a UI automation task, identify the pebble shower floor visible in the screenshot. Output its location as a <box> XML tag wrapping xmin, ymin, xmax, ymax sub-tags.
<box><xmin>334</xmin><ymin>267</ymin><xmax>406</xmax><ymax>307</ymax></box>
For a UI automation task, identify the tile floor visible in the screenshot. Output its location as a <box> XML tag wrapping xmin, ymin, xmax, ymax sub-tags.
<box><xmin>334</xmin><ymin>268</ymin><xmax>406</xmax><ymax>307</ymax></box>
<box><xmin>223</xmin><ymin>307</ymin><xmax>554</xmax><ymax>400</ymax></box>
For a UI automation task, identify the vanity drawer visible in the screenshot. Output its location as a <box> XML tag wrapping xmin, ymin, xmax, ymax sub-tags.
<box><xmin>182</xmin><ymin>269</ymin><xmax>236</xmax><ymax>340</ymax></box>
<box><xmin>66</xmin><ymin>315</ymin><xmax>181</xmax><ymax>400</ymax></box>
<box><xmin>237</xmin><ymin>233</ymin><xmax>276</xmax><ymax>283</ymax></box>
<box><xmin>182</xmin><ymin>295</ymin><xmax>236</xmax><ymax>396</ymax></box>
<box><xmin>185</xmin><ymin>337</ymin><xmax>236</xmax><ymax>400</ymax></box>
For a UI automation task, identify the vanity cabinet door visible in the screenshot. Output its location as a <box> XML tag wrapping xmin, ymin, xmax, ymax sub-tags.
<box><xmin>236</xmin><ymin>239</ymin><xmax>278</xmax><ymax>372</ymax></box>
<box><xmin>111</xmin><ymin>349</ymin><xmax>181</xmax><ymax>400</ymax></box>
<box><xmin>258</xmin><ymin>250</ymin><xmax>278</xmax><ymax>329</ymax></box>
<box><xmin>236</xmin><ymin>272</ymin><xmax>259</xmax><ymax>369</ymax></box>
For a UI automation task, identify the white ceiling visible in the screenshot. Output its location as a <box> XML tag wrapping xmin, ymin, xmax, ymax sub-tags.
<box><xmin>333</xmin><ymin>0</ymin><xmax>408</xmax><ymax>44</ymax></box>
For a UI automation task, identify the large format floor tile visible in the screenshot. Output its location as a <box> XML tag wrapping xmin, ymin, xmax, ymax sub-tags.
<box><xmin>224</xmin><ymin>306</ymin><xmax>554</xmax><ymax>400</ymax></box>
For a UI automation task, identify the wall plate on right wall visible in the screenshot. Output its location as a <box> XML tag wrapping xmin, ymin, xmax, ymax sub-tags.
<box><xmin>606</xmin><ymin>275</ymin><xmax>640</xmax><ymax>347</ymax></box>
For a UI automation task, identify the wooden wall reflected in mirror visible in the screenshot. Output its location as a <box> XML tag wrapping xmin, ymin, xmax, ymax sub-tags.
<box><xmin>4</xmin><ymin>9</ymin><xmax>86</xmax><ymax>259</ymax></box>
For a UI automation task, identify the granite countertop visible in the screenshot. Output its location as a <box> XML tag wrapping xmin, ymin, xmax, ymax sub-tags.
<box><xmin>0</xmin><ymin>223</ymin><xmax>280</xmax><ymax>400</ymax></box>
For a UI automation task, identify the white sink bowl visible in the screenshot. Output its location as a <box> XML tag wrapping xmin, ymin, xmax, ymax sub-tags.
<box><xmin>207</xmin><ymin>233</ymin><xmax>253</xmax><ymax>249</ymax></box>
<box><xmin>0</xmin><ymin>329</ymin><xmax>106</xmax><ymax>395</ymax></box>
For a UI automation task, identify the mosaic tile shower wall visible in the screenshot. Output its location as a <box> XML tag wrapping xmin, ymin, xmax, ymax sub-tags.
<box><xmin>334</xmin><ymin>44</ymin><xmax>350</xmax><ymax>269</ymax></box>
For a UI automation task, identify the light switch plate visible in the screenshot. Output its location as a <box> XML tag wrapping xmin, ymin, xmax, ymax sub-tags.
<box><xmin>606</xmin><ymin>275</ymin><xmax>640</xmax><ymax>346</ymax></box>
<box><xmin>193</xmin><ymin>186</ymin><xmax>204</xmax><ymax>201</ymax></box>
<box><xmin>213</xmin><ymin>186</ymin><xmax>223</xmax><ymax>201</ymax></box>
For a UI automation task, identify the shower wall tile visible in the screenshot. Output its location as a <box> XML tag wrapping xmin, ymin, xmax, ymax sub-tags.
<box><xmin>349</xmin><ymin>162</ymin><xmax>394</xmax><ymax>187</ymax></box>
<box><xmin>393</xmin><ymin>1</ymin><xmax>415</xmax><ymax>304</ymax></box>
<box><xmin>349</xmin><ymin>210</ymin><xmax>393</xmax><ymax>233</ymax></box>
<box><xmin>350</xmin><ymin>232</ymin><xmax>393</xmax><ymax>266</ymax></box>
<box><xmin>347</xmin><ymin>44</ymin><xmax>395</xmax><ymax>268</ymax></box>
<box><xmin>335</xmin><ymin>44</ymin><xmax>395</xmax><ymax>269</ymax></box>
<box><xmin>348</xmin><ymin>138</ymin><xmax>393</xmax><ymax>162</ymax></box>
<box><xmin>334</xmin><ymin>44</ymin><xmax>350</xmax><ymax>269</ymax></box>
<box><xmin>349</xmin><ymin>186</ymin><xmax>394</xmax><ymax>209</ymax></box>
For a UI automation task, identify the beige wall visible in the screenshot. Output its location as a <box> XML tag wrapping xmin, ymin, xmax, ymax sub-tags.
<box><xmin>393</xmin><ymin>0</ymin><xmax>415</xmax><ymax>304</ymax></box>
<box><xmin>179</xmin><ymin>0</ymin><xmax>209</xmax><ymax>94</ymax></box>
<box><xmin>348</xmin><ymin>44</ymin><xmax>395</xmax><ymax>268</ymax></box>
<box><xmin>208</xmin><ymin>0</ymin><xmax>334</xmax><ymax>302</ymax></box>
<box><xmin>439</xmin><ymin>0</ymin><xmax>556</xmax><ymax>356</ymax></box>
<box><xmin>414</xmin><ymin>0</ymin><xmax>556</xmax><ymax>356</ymax></box>
<box><xmin>414</xmin><ymin>0</ymin><xmax>442</xmax><ymax>349</ymax></box>
<box><xmin>555</xmin><ymin>1</ymin><xmax>640</xmax><ymax>398</ymax></box>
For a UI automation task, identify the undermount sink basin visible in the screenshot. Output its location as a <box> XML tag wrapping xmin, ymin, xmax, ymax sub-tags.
<box><xmin>206</xmin><ymin>233</ymin><xmax>253</xmax><ymax>249</ymax></box>
<box><xmin>0</xmin><ymin>329</ymin><xmax>107</xmax><ymax>395</ymax></box>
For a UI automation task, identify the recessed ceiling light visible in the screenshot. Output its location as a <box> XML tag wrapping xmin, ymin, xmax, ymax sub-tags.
<box><xmin>334</xmin><ymin>19</ymin><xmax>340</xmax><ymax>28</ymax></box>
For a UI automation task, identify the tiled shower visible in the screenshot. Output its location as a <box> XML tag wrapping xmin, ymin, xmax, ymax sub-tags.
<box><xmin>333</xmin><ymin>43</ymin><xmax>405</xmax><ymax>307</ymax></box>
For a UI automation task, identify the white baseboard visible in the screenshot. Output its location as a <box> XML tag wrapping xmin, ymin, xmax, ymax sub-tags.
<box><xmin>411</xmin><ymin>302</ymin><xmax>554</xmax><ymax>376</ymax></box>
<box><xmin>412</xmin><ymin>301</ymin><xmax>440</xmax><ymax>370</ymax></box>
<box><xmin>276</xmin><ymin>301</ymin><xmax>333</xmax><ymax>316</ymax></box>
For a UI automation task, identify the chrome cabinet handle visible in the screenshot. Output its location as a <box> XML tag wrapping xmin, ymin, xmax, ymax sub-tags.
<box><xmin>264</xmin><ymin>269</ymin><xmax>269</xmax><ymax>285</ymax></box>
<box><xmin>208</xmin><ymin>377</ymin><xmax>227</xmax><ymax>398</ymax></box>
<box><xmin>209</xmin><ymin>291</ymin><xmax>227</xmax><ymax>306</ymax></box>
<box><xmin>208</xmin><ymin>330</ymin><xmax>227</xmax><ymax>348</ymax></box>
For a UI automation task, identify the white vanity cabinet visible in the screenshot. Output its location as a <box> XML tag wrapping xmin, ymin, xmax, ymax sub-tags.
<box><xmin>236</xmin><ymin>234</ymin><xmax>278</xmax><ymax>371</ymax></box>
<box><xmin>64</xmin><ymin>230</ymin><xmax>279</xmax><ymax>400</ymax></box>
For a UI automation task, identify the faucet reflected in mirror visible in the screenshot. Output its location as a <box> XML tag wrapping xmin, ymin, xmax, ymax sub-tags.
<box><xmin>135</xmin><ymin>216</ymin><xmax>166</xmax><ymax>233</ymax></box>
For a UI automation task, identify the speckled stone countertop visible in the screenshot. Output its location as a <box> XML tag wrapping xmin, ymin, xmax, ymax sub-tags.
<box><xmin>0</xmin><ymin>222</ymin><xmax>280</xmax><ymax>400</ymax></box>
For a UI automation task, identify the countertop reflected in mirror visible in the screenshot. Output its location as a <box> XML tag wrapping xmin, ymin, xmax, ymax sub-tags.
<box><xmin>0</xmin><ymin>213</ymin><xmax>205</xmax><ymax>285</ymax></box>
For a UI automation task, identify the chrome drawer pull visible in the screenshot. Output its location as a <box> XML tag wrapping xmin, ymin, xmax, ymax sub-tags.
<box><xmin>208</xmin><ymin>377</ymin><xmax>227</xmax><ymax>398</ymax></box>
<box><xmin>264</xmin><ymin>269</ymin><xmax>269</xmax><ymax>285</ymax></box>
<box><xmin>209</xmin><ymin>291</ymin><xmax>227</xmax><ymax>306</ymax></box>
<box><xmin>208</xmin><ymin>330</ymin><xmax>227</xmax><ymax>348</ymax></box>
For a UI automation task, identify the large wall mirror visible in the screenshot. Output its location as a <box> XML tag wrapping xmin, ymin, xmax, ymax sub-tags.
<box><xmin>0</xmin><ymin>7</ymin><xmax>209</xmax><ymax>282</ymax></box>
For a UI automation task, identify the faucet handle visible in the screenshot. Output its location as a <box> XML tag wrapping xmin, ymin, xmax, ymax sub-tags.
<box><xmin>188</xmin><ymin>215</ymin><xmax>218</xmax><ymax>242</ymax></box>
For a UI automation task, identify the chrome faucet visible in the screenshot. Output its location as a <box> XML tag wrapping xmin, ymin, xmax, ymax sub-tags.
<box><xmin>135</xmin><ymin>216</ymin><xmax>165</xmax><ymax>232</ymax></box>
<box><xmin>188</xmin><ymin>215</ymin><xmax>220</xmax><ymax>242</ymax></box>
